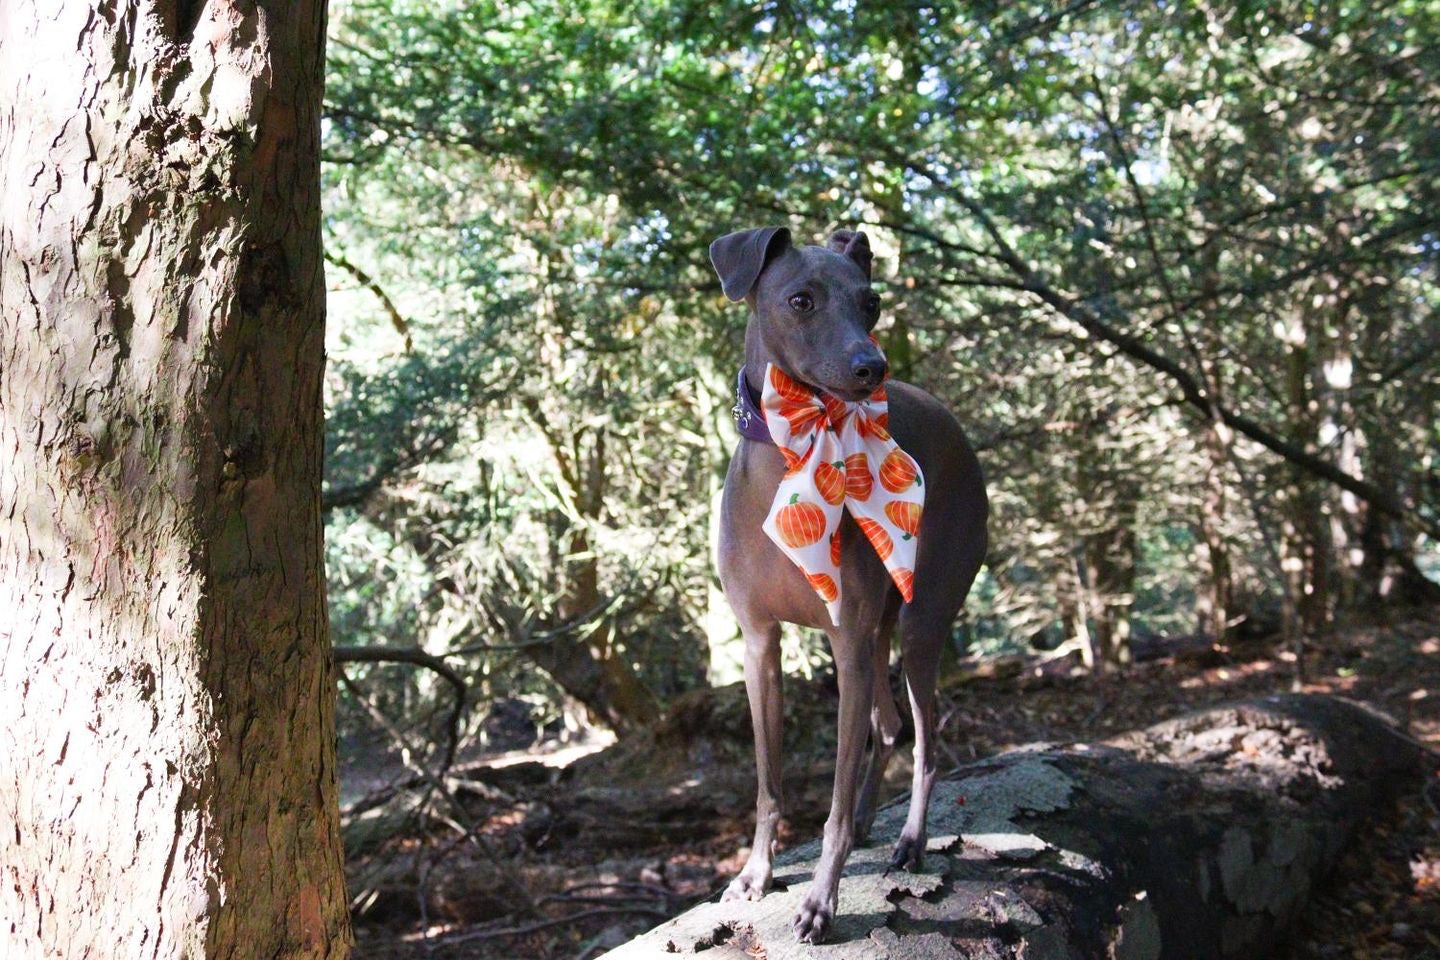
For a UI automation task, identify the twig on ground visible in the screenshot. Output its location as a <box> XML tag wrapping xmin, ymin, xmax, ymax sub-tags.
<box><xmin>335</xmin><ymin>644</ymin><xmax>467</xmax><ymax>775</ymax></box>
<box><xmin>436</xmin><ymin>906</ymin><xmax>672</xmax><ymax>947</ymax></box>
<box><xmin>338</xmin><ymin>674</ymin><xmax>537</xmax><ymax>919</ymax></box>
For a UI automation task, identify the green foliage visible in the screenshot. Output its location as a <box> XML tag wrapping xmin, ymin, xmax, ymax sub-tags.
<box><xmin>322</xmin><ymin>0</ymin><xmax>1439</xmax><ymax>729</ymax></box>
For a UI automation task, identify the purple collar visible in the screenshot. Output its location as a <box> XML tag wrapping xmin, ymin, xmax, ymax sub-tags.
<box><xmin>732</xmin><ymin>368</ymin><xmax>775</xmax><ymax>444</ymax></box>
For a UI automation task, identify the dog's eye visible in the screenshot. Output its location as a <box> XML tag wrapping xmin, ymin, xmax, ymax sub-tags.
<box><xmin>865</xmin><ymin>293</ymin><xmax>881</xmax><ymax>314</ymax></box>
<box><xmin>789</xmin><ymin>293</ymin><xmax>814</xmax><ymax>313</ymax></box>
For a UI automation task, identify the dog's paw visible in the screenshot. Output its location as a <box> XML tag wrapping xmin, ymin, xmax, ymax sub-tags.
<box><xmin>794</xmin><ymin>892</ymin><xmax>840</xmax><ymax>944</ymax></box>
<box><xmin>792</xmin><ymin>892</ymin><xmax>835</xmax><ymax>944</ymax></box>
<box><xmin>889</xmin><ymin>833</ymin><xmax>926</xmax><ymax>873</ymax></box>
<box><xmin>721</xmin><ymin>866</ymin><xmax>772</xmax><ymax>902</ymax></box>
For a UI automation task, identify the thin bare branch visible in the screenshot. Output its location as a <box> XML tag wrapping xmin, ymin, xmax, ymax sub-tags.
<box><xmin>324</xmin><ymin>247</ymin><xmax>414</xmax><ymax>351</ymax></box>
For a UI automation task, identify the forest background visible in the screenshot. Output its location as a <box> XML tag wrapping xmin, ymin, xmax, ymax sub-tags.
<box><xmin>321</xmin><ymin>0</ymin><xmax>1439</xmax><ymax>743</ymax></box>
<box><xmin>3</xmin><ymin>2</ymin><xmax>1434</xmax><ymax>958</ymax></box>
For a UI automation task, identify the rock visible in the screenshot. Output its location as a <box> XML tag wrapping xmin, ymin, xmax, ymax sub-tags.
<box><xmin>600</xmin><ymin>695</ymin><xmax>1430</xmax><ymax>960</ymax></box>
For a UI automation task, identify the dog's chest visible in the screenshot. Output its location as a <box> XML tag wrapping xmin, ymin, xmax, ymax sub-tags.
<box><xmin>716</xmin><ymin>443</ymin><xmax>892</xmax><ymax>630</ymax></box>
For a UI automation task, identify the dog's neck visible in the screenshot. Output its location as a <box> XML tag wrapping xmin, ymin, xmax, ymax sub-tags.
<box><xmin>741</xmin><ymin>315</ymin><xmax>770</xmax><ymax>400</ymax></box>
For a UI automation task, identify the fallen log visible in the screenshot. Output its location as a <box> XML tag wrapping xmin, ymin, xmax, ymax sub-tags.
<box><xmin>602</xmin><ymin>694</ymin><xmax>1431</xmax><ymax>960</ymax></box>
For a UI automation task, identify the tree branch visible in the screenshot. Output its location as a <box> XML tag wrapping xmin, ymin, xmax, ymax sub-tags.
<box><xmin>322</xmin><ymin>428</ymin><xmax>454</xmax><ymax>512</ymax></box>
<box><xmin>896</xmin><ymin>153</ymin><xmax>1438</xmax><ymax>539</ymax></box>
<box><xmin>324</xmin><ymin>247</ymin><xmax>414</xmax><ymax>351</ymax></box>
<box><xmin>334</xmin><ymin>644</ymin><xmax>466</xmax><ymax>774</ymax></box>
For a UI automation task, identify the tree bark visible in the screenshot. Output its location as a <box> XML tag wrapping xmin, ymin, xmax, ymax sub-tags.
<box><xmin>1196</xmin><ymin>423</ymin><xmax>1234</xmax><ymax>643</ymax></box>
<box><xmin>1085</xmin><ymin>520</ymin><xmax>1136</xmax><ymax>670</ymax></box>
<box><xmin>603</xmin><ymin>695</ymin><xmax>1428</xmax><ymax>959</ymax></box>
<box><xmin>1075</xmin><ymin>417</ymin><xmax>1137</xmax><ymax>671</ymax></box>
<box><xmin>0</xmin><ymin>3</ymin><xmax>349</xmax><ymax>958</ymax></box>
<box><xmin>1280</xmin><ymin>306</ymin><xmax>1333</xmax><ymax>637</ymax></box>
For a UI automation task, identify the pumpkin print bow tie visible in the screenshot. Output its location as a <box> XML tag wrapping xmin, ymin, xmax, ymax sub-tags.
<box><xmin>759</xmin><ymin>363</ymin><xmax>924</xmax><ymax>625</ymax></box>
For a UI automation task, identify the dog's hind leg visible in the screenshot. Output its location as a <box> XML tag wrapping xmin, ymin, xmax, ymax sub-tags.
<box><xmin>890</xmin><ymin>605</ymin><xmax>945</xmax><ymax>872</ymax></box>
<box><xmin>891</xmin><ymin>486</ymin><xmax>987</xmax><ymax>872</ymax></box>
<box><xmin>854</xmin><ymin>594</ymin><xmax>902</xmax><ymax>845</ymax></box>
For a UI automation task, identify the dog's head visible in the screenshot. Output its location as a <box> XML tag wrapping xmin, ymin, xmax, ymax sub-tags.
<box><xmin>710</xmin><ymin>227</ymin><xmax>887</xmax><ymax>400</ymax></box>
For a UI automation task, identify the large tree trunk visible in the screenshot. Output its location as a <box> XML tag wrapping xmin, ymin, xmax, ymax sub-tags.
<box><xmin>0</xmin><ymin>4</ymin><xmax>349</xmax><ymax>959</ymax></box>
<box><xmin>1196</xmin><ymin>422</ymin><xmax>1235</xmax><ymax>643</ymax></box>
<box><xmin>1084</xmin><ymin>519</ymin><xmax>1136</xmax><ymax>671</ymax></box>
<box><xmin>1280</xmin><ymin>307</ymin><xmax>1333</xmax><ymax>638</ymax></box>
<box><xmin>1074</xmin><ymin>406</ymin><xmax>1138</xmax><ymax>671</ymax></box>
<box><xmin>604</xmin><ymin>695</ymin><xmax>1428</xmax><ymax>959</ymax></box>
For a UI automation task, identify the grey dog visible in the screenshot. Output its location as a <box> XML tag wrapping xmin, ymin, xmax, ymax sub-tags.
<box><xmin>710</xmin><ymin>226</ymin><xmax>988</xmax><ymax>943</ymax></box>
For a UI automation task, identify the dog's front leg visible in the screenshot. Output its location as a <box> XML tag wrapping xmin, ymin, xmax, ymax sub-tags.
<box><xmin>723</xmin><ymin>621</ymin><xmax>784</xmax><ymax>902</ymax></box>
<box><xmin>792</xmin><ymin>635</ymin><xmax>873</xmax><ymax>943</ymax></box>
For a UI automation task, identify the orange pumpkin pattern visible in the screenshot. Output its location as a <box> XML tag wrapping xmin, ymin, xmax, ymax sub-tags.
<box><xmin>885</xmin><ymin>500</ymin><xmax>922</xmax><ymax>539</ymax></box>
<box><xmin>782</xmin><ymin>444</ymin><xmax>815</xmax><ymax>477</ymax></box>
<box><xmin>775</xmin><ymin>494</ymin><xmax>826</xmax><ymax>547</ymax></box>
<box><xmin>806</xmin><ymin>572</ymin><xmax>839</xmax><ymax>603</ymax></box>
<box><xmin>815</xmin><ymin>460</ymin><xmax>846</xmax><ymax>505</ymax></box>
<box><xmin>759</xmin><ymin>362</ymin><xmax>925</xmax><ymax>624</ymax></box>
<box><xmin>857</xmin><ymin>415</ymin><xmax>891</xmax><ymax>442</ymax></box>
<box><xmin>891</xmin><ymin>567</ymin><xmax>915</xmax><ymax>602</ymax></box>
<box><xmin>844</xmin><ymin>453</ymin><xmax>873</xmax><ymax>500</ymax></box>
<box><xmin>778</xmin><ymin>399</ymin><xmax>823</xmax><ymax>434</ymax></box>
<box><xmin>879</xmin><ymin>449</ymin><xmax>920</xmax><ymax>493</ymax></box>
<box><xmin>855</xmin><ymin>517</ymin><xmax>893</xmax><ymax>562</ymax></box>
<box><xmin>770</xmin><ymin>365</ymin><xmax>814</xmax><ymax>403</ymax></box>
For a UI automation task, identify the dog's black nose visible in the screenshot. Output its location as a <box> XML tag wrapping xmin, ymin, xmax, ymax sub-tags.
<box><xmin>851</xmin><ymin>353</ymin><xmax>887</xmax><ymax>387</ymax></box>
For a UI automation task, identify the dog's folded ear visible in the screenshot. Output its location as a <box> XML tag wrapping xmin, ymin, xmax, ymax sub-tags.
<box><xmin>827</xmin><ymin>229</ymin><xmax>873</xmax><ymax>279</ymax></box>
<box><xmin>709</xmin><ymin>227</ymin><xmax>792</xmax><ymax>301</ymax></box>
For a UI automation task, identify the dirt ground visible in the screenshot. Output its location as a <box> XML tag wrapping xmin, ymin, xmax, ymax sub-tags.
<box><xmin>344</xmin><ymin>610</ymin><xmax>1440</xmax><ymax>959</ymax></box>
